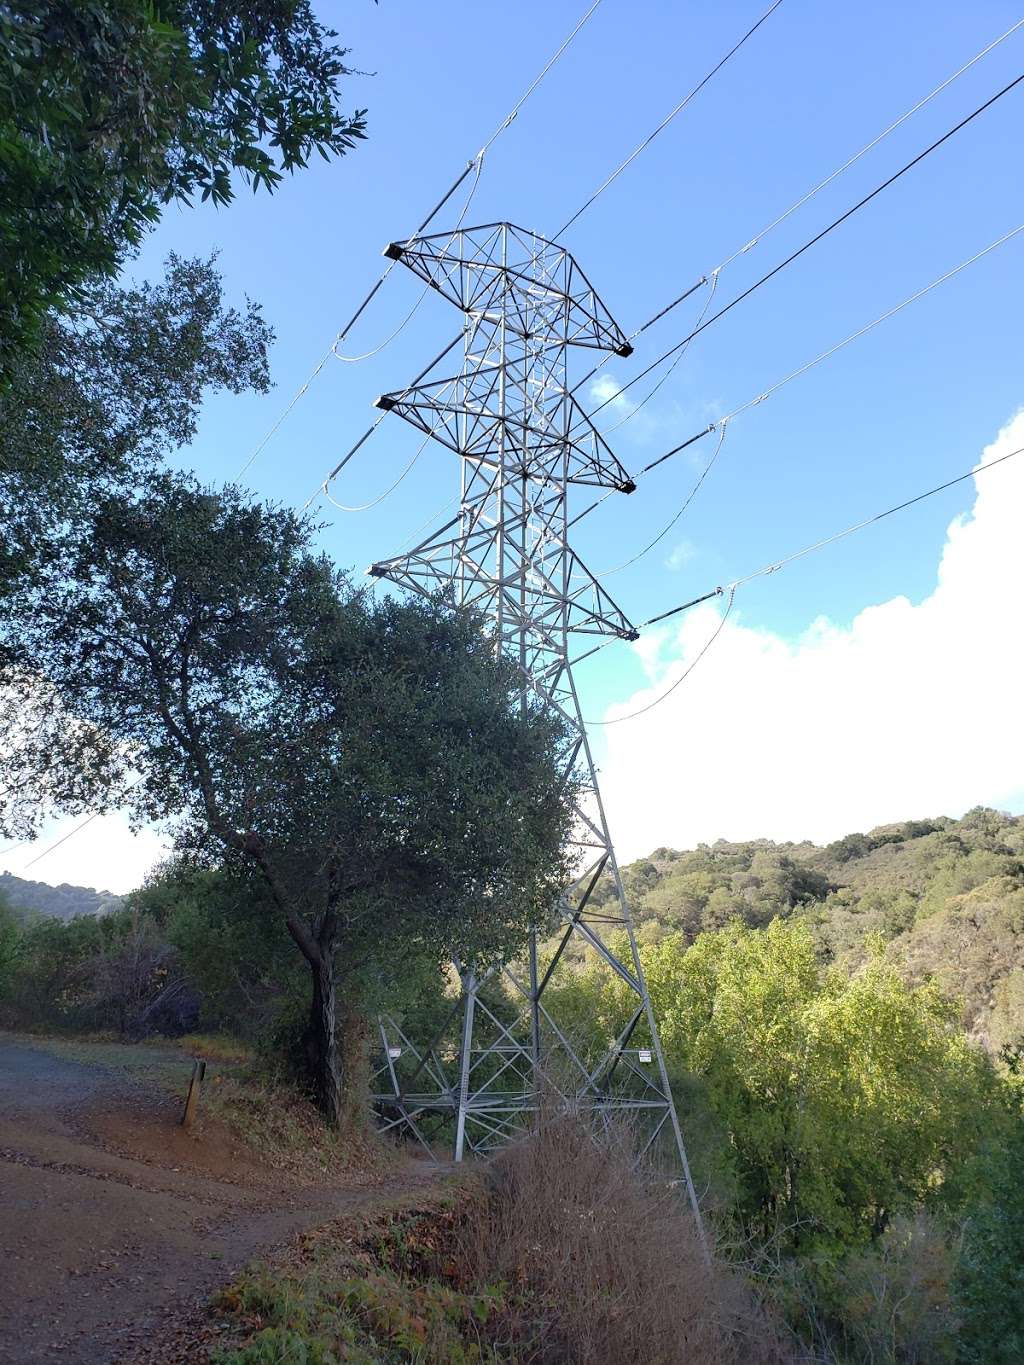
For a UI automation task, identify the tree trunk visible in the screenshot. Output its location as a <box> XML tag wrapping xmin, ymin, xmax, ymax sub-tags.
<box><xmin>304</xmin><ymin>954</ymin><xmax>343</xmax><ymax>1125</ymax></box>
<box><xmin>337</xmin><ymin>998</ymin><xmax>371</xmax><ymax>1134</ymax></box>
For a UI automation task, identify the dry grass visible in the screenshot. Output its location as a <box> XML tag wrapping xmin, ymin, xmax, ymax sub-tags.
<box><xmin>448</xmin><ymin>1111</ymin><xmax>796</xmax><ymax>1364</ymax></box>
<box><xmin>178</xmin><ymin>1033</ymin><xmax>256</xmax><ymax>1066</ymax></box>
<box><xmin>209</xmin><ymin>1113</ymin><xmax>797</xmax><ymax>1363</ymax></box>
<box><xmin>201</xmin><ymin>1072</ymin><xmax>391</xmax><ymax>1184</ymax></box>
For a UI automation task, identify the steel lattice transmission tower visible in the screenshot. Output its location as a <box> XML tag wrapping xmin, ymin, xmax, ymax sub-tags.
<box><xmin>369</xmin><ymin>221</ymin><xmax>700</xmax><ymax>1215</ymax></box>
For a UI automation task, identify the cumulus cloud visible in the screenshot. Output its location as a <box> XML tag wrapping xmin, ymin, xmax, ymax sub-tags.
<box><xmin>600</xmin><ymin>410</ymin><xmax>1024</xmax><ymax>859</ymax></box>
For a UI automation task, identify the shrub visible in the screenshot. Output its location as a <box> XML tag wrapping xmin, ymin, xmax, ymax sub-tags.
<box><xmin>781</xmin><ymin>1213</ymin><xmax>960</xmax><ymax>1364</ymax></box>
<box><xmin>215</xmin><ymin>1116</ymin><xmax>795</xmax><ymax>1364</ymax></box>
<box><xmin>955</xmin><ymin>1107</ymin><xmax>1024</xmax><ymax>1364</ymax></box>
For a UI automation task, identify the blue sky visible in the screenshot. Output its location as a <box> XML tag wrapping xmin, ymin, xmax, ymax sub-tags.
<box><xmin>5</xmin><ymin>0</ymin><xmax>1024</xmax><ymax>890</ymax></box>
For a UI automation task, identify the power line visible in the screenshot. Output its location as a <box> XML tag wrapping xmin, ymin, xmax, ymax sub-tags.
<box><xmin>569</xmin><ymin>219</ymin><xmax>1024</xmax><ymax>541</ymax></box>
<box><xmin>11</xmin><ymin>772</ymin><xmax>149</xmax><ymax>871</ymax></box>
<box><xmin>554</xmin><ymin>0</ymin><xmax>785</xmax><ymax>238</ymax></box>
<box><xmin>596</xmin><ymin>422</ymin><xmax>729</xmax><ymax>577</ymax></box>
<box><xmin>237</xmin><ymin>0</ymin><xmax>607</xmax><ymax>482</ymax></box>
<box><xmin>21</xmin><ymin>811</ymin><xmax>102</xmax><ymax>869</ymax></box>
<box><xmin>648</xmin><ymin>442</ymin><xmax>1024</xmax><ymax>632</ymax></box>
<box><xmin>331</xmin><ymin>154</ymin><xmax>485</xmax><ymax>364</ymax></box>
<box><xmin>651</xmin><ymin>219</ymin><xmax>1024</xmax><ymax>469</ymax></box>
<box><xmin>584</xmin><ymin>440</ymin><xmax>1024</xmax><ymax>724</ymax></box>
<box><xmin>582</xmin><ymin>69</ymin><xmax>1024</xmax><ymax>422</ymax></box>
<box><xmin>307</xmin><ymin>245</ymin><xmax>494</xmax><ymax>510</ymax></box>
<box><xmin>314</xmin><ymin>37</ymin><xmax>1023</xmax><ymax>537</ymax></box>
<box><xmin>569</xmin><ymin>15</ymin><xmax>1024</xmax><ymax>409</ymax></box>
<box><xmin>310</xmin><ymin>5</ymin><xmax>780</xmax><ymax>511</ymax></box>
<box><xmin>586</xmin><ymin>588</ymin><xmax>736</xmax><ymax>724</ymax></box>
<box><xmin>237</xmin><ymin>164</ymin><xmax>480</xmax><ymax>484</ymax></box>
<box><xmin>728</xmin><ymin>442</ymin><xmax>1024</xmax><ymax>592</ymax></box>
<box><xmin>323</xmin><ymin>436</ymin><xmax>428</xmax><ymax>514</ymax></box>
<box><xmin>321</xmin><ymin>393</ymin><xmax>458</xmax><ymax>513</ymax></box>
<box><xmin>394</xmin><ymin>493</ymin><xmax>461</xmax><ymax>557</ymax></box>
<box><xmin>302</xmin><ymin>329</ymin><xmax>468</xmax><ymax>509</ymax></box>
<box><xmin>723</xmin><ymin>224</ymin><xmax>1024</xmax><ymax>424</ymax></box>
<box><xmin>718</xmin><ymin>18</ymin><xmax>1024</xmax><ymax>277</ymax></box>
<box><xmin>597</xmin><ymin>273</ymin><xmax>720</xmax><ymax>440</ymax></box>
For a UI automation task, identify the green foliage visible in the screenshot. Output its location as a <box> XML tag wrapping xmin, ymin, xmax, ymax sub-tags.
<box><xmin>213</xmin><ymin>1223</ymin><xmax>508</xmax><ymax>1365</ymax></box>
<box><xmin>556</xmin><ymin>919</ymin><xmax>1002</xmax><ymax>1253</ymax></box>
<box><xmin>890</xmin><ymin>878</ymin><xmax>1024</xmax><ymax>1051</ymax></box>
<box><xmin>599</xmin><ymin>810</ymin><xmax>1024</xmax><ymax>1054</ymax></box>
<box><xmin>781</xmin><ymin>1212</ymin><xmax>961</xmax><ymax>1364</ymax></box>
<box><xmin>594</xmin><ymin>841</ymin><xmax>835</xmax><ymax>941</ymax></box>
<box><xmin>134</xmin><ymin>859</ymin><xmax>301</xmax><ymax>1040</ymax></box>
<box><xmin>0</xmin><ymin>1</ymin><xmax>365</xmax><ymax>366</ymax></box>
<box><xmin>0</xmin><ymin>893</ymin><xmax>20</xmax><ymax>997</ymax></box>
<box><xmin>0</xmin><ymin>253</ymin><xmax>271</xmax><ymax>599</ymax></box>
<box><xmin>0</xmin><ymin>910</ymin><xmax>103</xmax><ymax>1029</ymax></box>
<box><xmin>955</xmin><ymin>1095</ymin><xmax>1024</xmax><ymax>1364</ymax></box>
<box><xmin>1</xmin><ymin>474</ymin><xmax>578</xmax><ymax>1116</ymax></box>
<box><xmin>543</xmin><ymin>908</ymin><xmax>1023</xmax><ymax>1358</ymax></box>
<box><xmin>0</xmin><ymin>901</ymin><xmax>194</xmax><ymax>1035</ymax></box>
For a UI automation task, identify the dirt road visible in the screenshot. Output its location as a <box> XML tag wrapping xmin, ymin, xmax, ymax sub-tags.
<box><xmin>0</xmin><ymin>1036</ymin><xmax>440</xmax><ymax>1364</ymax></box>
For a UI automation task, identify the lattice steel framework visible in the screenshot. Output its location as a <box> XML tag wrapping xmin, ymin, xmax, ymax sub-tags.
<box><xmin>368</xmin><ymin>223</ymin><xmax>700</xmax><ymax>1217</ymax></box>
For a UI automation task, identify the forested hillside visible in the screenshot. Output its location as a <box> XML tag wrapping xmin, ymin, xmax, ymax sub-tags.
<box><xmin>596</xmin><ymin>806</ymin><xmax>1024</xmax><ymax>1056</ymax></box>
<box><xmin>0</xmin><ymin>871</ymin><xmax>122</xmax><ymax>923</ymax></box>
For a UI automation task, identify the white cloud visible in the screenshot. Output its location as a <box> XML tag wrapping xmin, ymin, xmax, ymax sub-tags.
<box><xmin>665</xmin><ymin>538</ymin><xmax>697</xmax><ymax>571</ymax></box>
<box><xmin>590</xmin><ymin>373</ymin><xmax>631</xmax><ymax>413</ymax></box>
<box><xmin>600</xmin><ymin>410</ymin><xmax>1024</xmax><ymax>858</ymax></box>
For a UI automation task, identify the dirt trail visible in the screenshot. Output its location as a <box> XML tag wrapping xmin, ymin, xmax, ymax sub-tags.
<box><xmin>0</xmin><ymin>1036</ymin><xmax>443</xmax><ymax>1364</ymax></box>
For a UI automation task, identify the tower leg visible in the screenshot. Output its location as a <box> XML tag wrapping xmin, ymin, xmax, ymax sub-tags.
<box><xmin>453</xmin><ymin>970</ymin><xmax>476</xmax><ymax>1162</ymax></box>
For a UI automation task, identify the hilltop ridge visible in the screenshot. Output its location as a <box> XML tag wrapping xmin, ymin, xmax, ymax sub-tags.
<box><xmin>0</xmin><ymin>871</ymin><xmax>122</xmax><ymax>923</ymax></box>
<box><xmin>598</xmin><ymin>807</ymin><xmax>1024</xmax><ymax>1054</ymax></box>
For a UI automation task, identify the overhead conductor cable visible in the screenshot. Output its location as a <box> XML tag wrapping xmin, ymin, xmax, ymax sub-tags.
<box><xmin>571</xmin><ymin>13</ymin><xmax>1024</xmax><ymax>405</ymax></box>
<box><xmin>313</xmin><ymin>0</ymin><xmax>786</xmax><ymax>509</ymax></box>
<box><xmin>586</xmin><ymin>441</ymin><xmax>1024</xmax><ymax>724</ymax></box>
<box><xmin>377</xmin><ymin>3</ymin><xmax>789</xmax><ymax>543</ymax></box>
<box><xmin>568</xmin><ymin>219</ymin><xmax>1024</xmax><ymax>546</ymax></box>
<box><xmin>554</xmin><ymin>0</ymin><xmax>786</xmax><ymax>239</ymax></box>
<box><xmin>587</xmin><ymin>68</ymin><xmax>1024</xmax><ymax>422</ymax></box>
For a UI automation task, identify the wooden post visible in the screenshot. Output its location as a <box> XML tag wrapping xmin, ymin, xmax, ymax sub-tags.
<box><xmin>181</xmin><ymin>1058</ymin><xmax>206</xmax><ymax>1129</ymax></box>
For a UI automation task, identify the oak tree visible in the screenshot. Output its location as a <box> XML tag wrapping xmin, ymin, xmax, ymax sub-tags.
<box><xmin>0</xmin><ymin>477</ymin><xmax>578</xmax><ymax>1122</ymax></box>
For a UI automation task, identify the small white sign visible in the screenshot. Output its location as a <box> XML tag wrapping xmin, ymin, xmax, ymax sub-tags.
<box><xmin>638</xmin><ymin>1048</ymin><xmax>652</xmax><ymax>1064</ymax></box>
<box><xmin>387</xmin><ymin>1046</ymin><xmax>402</xmax><ymax>1060</ymax></box>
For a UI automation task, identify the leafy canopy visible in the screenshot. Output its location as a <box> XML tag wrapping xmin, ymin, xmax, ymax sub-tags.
<box><xmin>0</xmin><ymin>474</ymin><xmax>579</xmax><ymax>985</ymax></box>
<box><xmin>549</xmin><ymin>918</ymin><xmax>1002</xmax><ymax>1251</ymax></box>
<box><xmin>0</xmin><ymin>253</ymin><xmax>272</xmax><ymax>597</ymax></box>
<box><xmin>598</xmin><ymin>813</ymin><xmax>1024</xmax><ymax>1056</ymax></box>
<box><xmin>0</xmin><ymin>1</ymin><xmax>365</xmax><ymax>367</ymax></box>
